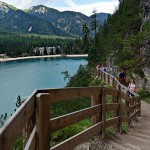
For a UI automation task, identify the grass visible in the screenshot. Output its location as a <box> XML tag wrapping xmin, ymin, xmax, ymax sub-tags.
<box><xmin>50</xmin><ymin>97</ymin><xmax>91</xmax><ymax>146</ymax></box>
<box><xmin>51</xmin><ymin>119</ymin><xmax>91</xmax><ymax>147</ymax></box>
<box><xmin>144</xmin><ymin>97</ymin><xmax>150</xmax><ymax>103</ymax></box>
<box><xmin>51</xmin><ymin>97</ymin><xmax>91</xmax><ymax>118</ymax></box>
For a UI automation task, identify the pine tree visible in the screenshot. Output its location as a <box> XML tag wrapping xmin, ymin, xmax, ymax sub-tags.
<box><xmin>82</xmin><ymin>22</ymin><xmax>90</xmax><ymax>52</ymax></box>
<box><xmin>90</xmin><ymin>9</ymin><xmax>99</xmax><ymax>47</ymax></box>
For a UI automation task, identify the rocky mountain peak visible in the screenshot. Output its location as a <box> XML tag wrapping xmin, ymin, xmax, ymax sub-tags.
<box><xmin>29</xmin><ymin>5</ymin><xmax>48</xmax><ymax>14</ymax></box>
<box><xmin>0</xmin><ymin>1</ymin><xmax>9</xmax><ymax>13</ymax></box>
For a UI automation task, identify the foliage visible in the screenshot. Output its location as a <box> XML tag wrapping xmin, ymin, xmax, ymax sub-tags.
<box><xmin>90</xmin><ymin>77</ymin><xmax>106</xmax><ymax>86</ymax></box>
<box><xmin>0</xmin><ymin>33</ymin><xmax>84</xmax><ymax>57</ymax></box>
<box><xmin>67</xmin><ymin>65</ymin><xmax>91</xmax><ymax>87</ymax></box>
<box><xmin>16</xmin><ymin>95</ymin><xmax>22</xmax><ymax>108</ymax></box>
<box><xmin>137</xmin><ymin>89</ymin><xmax>150</xmax><ymax>99</ymax></box>
<box><xmin>12</xmin><ymin>136</ymin><xmax>23</xmax><ymax>150</ymax></box>
<box><xmin>144</xmin><ymin>98</ymin><xmax>150</xmax><ymax>104</ymax></box>
<box><xmin>88</xmin><ymin>0</ymin><xmax>145</xmax><ymax>76</ymax></box>
<box><xmin>61</xmin><ymin>70</ymin><xmax>70</xmax><ymax>81</ymax></box>
<box><xmin>51</xmin><ymin>97</ymin><xmax>91</xmax><ymax>118</ymax></box>
<box><xmin>51</xmin><ymin>97</ymin><xmax>91</xmax><ymax>146</ymax></box>
<box><xmin>90</xmin><ymin>9</ymin><xmax>99</xmax><ymax>43</ymax></box>
<box><xmin>51</xmin><ymin>119</ymin><xmax>91</xmax><ymax>147</ymax></box>
<box><xmin>82</xmin><ymin>22</ymin><xmax>90</xmax><ymax>52</ymax></box>
<box><xmin>0</xmin><ymin>113</ymin><xmax>7</xmax><ymax>127</ymax></box>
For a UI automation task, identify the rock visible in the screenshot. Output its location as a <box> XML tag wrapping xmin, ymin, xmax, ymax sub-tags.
<box><xmin>75</xmin><ymin>136</ymin><xmax>118</xmax><ymax>150</ymax></box>
<box><xmin>143</xmin><ymin>67</ymin><xmax>150</xmax><ymax>92</ymax></box>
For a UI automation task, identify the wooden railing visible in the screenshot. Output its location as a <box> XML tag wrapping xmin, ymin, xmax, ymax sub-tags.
<box><xmin>0</xmin><ymin>72</ymin><xmax>141</xmax><ymax>150</ymax></box>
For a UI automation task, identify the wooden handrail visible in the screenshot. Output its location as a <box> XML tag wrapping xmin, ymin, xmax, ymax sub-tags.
<box><xmin>0</xmin><ymin>86</ymin><xmax>141</xmax><ymax>149</ymax></box>
<box><xmin>99</xmin><ymin>70</ymin><xmax>140</xmax><ymax>97</ymax></box>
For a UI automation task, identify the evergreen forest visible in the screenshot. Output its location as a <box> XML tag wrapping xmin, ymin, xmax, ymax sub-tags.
<box><xmin>0</xmin><ymin>33</ymin><xmax>85</xmax><ymax>57</ymax></box>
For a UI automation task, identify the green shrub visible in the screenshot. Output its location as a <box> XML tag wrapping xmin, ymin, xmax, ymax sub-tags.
<box><xmin>67</xmin><ymin>65</ymin><xmax>91</xmax><ymax>87</ymax></box>
<box><xmin>137</xmin><ymin>89</ymin><xmax>150</xmax><ymax>98</ymax></box>
<box><xmin>51</xmin><ymin>119</ymin><xmax>91</xmax><ymax>147</ymax></box>
<box><xmin>144</xmin><ymin>98</ymin><xmax>150</xmax><ymax>104</ymax></box>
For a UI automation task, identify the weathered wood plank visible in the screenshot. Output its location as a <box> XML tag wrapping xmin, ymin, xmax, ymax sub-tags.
<box><xmin>24</xmin><ymin>126</ymin><xmax>36</xmax><ymax>150</ymax></box>
<box><xmin>135</xmin><ymin>109</ymin><xmax>141</xmax><ymax>115</ymax></box>
<box><xmin>0</xmin><ymin>90</ymin><xmax>37</xmax><ymax>150</ymax></box>
<box><xmin>39</xmin><ymin>87</ymin><xmax>101</xmax><ymax>104</ymax></box>
<box><xmin>102</xmin><ymin>87</ymin><xmax>118</xmax><ymax>96</ymax></box>
<box><xmin>120</xmin><ymin>92</ymin><xmax>130</xmax><ymax>102</ymax></box>
<box><xmin>120</xmin><ymin>117</ymin><xmax>130</xmax><ymax>122</ymax></box>
<box><xmin>91</xmin><ymin>92</ymin><xmax>102</xmax><ymax>125</ymax></box>
<box><xmin>120</xmin><ymin>104</ymin><xmax>129</xmax><ymax>112</ymax></box>
<box><xmin>129</xmin><ymin>104</ymin><xmax>136</xmax><ymax>111</ymax></box>
<box><xmin>102</xmin><ymin>89</ymin><xmax>106</xmax><ymax>138</ymax></box>
<box><xmin>130</xmin><ymin>113</ymin><xmax>136</xmax><ymax>119</ymax></box>
<box><xmin>51</xmin><ymin>122</ymin><xmax>102</xmax><ymax>150</ymax></box>
<box><xmin>36</xmin><ymin>93</ymin><xmax>50</xmax><ymax>150</ymax></box>
<box><xmin>105</xmin><ymin>117</ymin><xmax>119</xmax><ymax>128</ymax></box>
<box><xmin>135</xmin><ymin>102</ymin><xmax>141</xmax><ymax>108</ymax></box>
<box><xmin>105</xmin><ymin>103</ymin><xmax>119</xmax><ymax>111</ymax></box>
<box><xmin>50</xmin><ymin>105</ymin><xmax>102</xmax><ymax>132</ymax></box>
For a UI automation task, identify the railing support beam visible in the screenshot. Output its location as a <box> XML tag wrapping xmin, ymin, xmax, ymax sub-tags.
<box><xmin>36</xmin><ymin>93</ymin><xmax>50</xmax><ymax>150</ymax></box>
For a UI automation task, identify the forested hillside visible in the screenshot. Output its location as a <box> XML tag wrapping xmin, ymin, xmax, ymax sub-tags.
<box><xmin>88</xmin><ymin>0</ymin><xmax>150</xmax><ymax>91</ymax></box>
<box><xmin>0</xmin><ymin>33</ymin><xmax>84</xmax><ymax>57</ymax></box>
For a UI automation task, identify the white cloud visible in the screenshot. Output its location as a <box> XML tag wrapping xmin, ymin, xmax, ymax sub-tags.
<box><xmin>1</xmin><ymin>0</ymin><xmax>119</xmax><ymax>15</ymax></box>
<box><xmin>64</xmin><ymin>0</ymin><xmax>77</xmax><ymax>7</ymax></box>
<box><xmin>55</xmin><ymin>1</ymin><xmax>119</xmax><ymax>16</ymax></box>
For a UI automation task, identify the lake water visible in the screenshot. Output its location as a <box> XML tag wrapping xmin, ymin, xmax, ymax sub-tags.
<box><xmin>0</xmin><ymin>57</ymin><xmax>88</xmax><ymax>116</ymax></box>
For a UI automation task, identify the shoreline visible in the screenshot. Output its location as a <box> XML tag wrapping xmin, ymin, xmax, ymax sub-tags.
<box><xmin>0</xmin><ymin>54</ymin><xmax>88</xmax><ymax>63</ymax></box>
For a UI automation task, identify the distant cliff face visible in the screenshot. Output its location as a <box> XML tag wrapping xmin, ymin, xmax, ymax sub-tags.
<box><xmin>141</xmin><ymin>0</ymin><xmax>150</xmax><ymax>23</ymax></box>
<box><xmin>140</xmin><ymin>0</ymin><xmax>150</xmax><ymax>91</ymax></box>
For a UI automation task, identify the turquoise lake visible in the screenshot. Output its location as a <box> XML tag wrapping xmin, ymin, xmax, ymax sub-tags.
<box><xmin>0</xmin><ymin>57</ymin><xmax>88</xmax><ymax>116</ymax></box>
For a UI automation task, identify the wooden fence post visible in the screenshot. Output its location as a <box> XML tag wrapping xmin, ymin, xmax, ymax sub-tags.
<box><xmin>112</xmin><ymin>78</ymin><xmax>115</xmax><ymax>88</ymax></box>
<box><xmin>100</xmin><ymin>71</ymin><xmax>102</xmax><ymax>80</ymax></box>
<box><xmin>102</xmin><ymin>88</ymin><xmax>106</xmax><ymax>138</ymax></box>
<box><xmin>117</xmin><ymin>85</ymin><xmax>122</xmax><ymax>133</ymax></box>
<box><xmin>104</xmin><ymin>73</ymin><xmax>106</xmax><ymax>82</ymax></box>
<box><xmin>36</xmin><ymin>93</ymin><xmax>50</xmax><ymax>150</ymax></box>
<box><xmin>107</xmin><ymin>75</ymin><xmax>110</xmax><ymax>85</ymax></box>
<box><xmin>125</xmin><ymin>101</ymin><xmax>130</xmax><ymax>126</ymax></box>
<box><xmin>139</xmin><ymin>97</ymin><xmax>141</xmax><ymax>117</ymax></box>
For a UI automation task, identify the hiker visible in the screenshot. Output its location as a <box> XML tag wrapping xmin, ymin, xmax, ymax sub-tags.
<box><xmin>96</xmin><ymin>64</ymin><xmax>101</xmax><ymax>77</ymax></box>
<box><xmin>118</xmin><ymin>69</ymin><xmax>126</xmax><ymax>85</ymax></box>
<box><xmin>107</xmin><ymin>66</ymin><xmax>113</xmax><ymax>75</ymax></box>
<box><xmin>101</xmin><ymin>65</ymin><xmax>106</xmax><ymax>72</ymax></box>
<box><xmin>127</xmin><ymin>78</ymin><xmax>137</xmax><ymax>97</ymax></box>
<box><xmin>96</xmin><ymin>64</ymin><xmax>99</xmax><ymax>75</ymax></box>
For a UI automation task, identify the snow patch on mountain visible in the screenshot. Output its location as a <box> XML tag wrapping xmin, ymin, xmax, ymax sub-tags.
<box><xmin>28</xmin><ymin>26</ymin><xmax>32</xmax><ymax>32</ymax></box>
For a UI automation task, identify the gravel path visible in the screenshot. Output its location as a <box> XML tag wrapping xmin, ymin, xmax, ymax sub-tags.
<box><xmin>75</xmin><ymin>100</ymin><xmax>150</xmax><ymax>150</ymax></box>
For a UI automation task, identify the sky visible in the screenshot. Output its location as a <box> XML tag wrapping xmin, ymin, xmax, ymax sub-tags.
<box><xmin>1</xmin><ymin>0</ymin><xmax>119</xmax><ymax>16</ymax></box>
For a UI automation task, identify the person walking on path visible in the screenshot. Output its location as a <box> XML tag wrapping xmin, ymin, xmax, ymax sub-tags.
<box><xmin>96</xmin><ymin>64</ymin><xmax>101</xmax><ymax>77</ymax></box>
<box><xmin>127</xmin><ymin>78</ymin><xmax>137</xmax><ymax>97</ymax></box>
<box><xmin>118</xmin><ymin>69</ymin><xmax>126</xmax><ymax>85</ymax></box>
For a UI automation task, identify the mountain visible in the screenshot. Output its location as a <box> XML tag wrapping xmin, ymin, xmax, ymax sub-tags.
<box><xmin>96</xmin><ymin>13</ymin><xmax>110</xmax><ymax>24</ymax></box>
<box><xmin>0</xmin><ymin>1</ymin><xmax>109</xmax><ymax>36</ymax></box>
<box><xmin>27</xmin><ymin>5</ymin><xmax>91</xmax><ymax>36</ymax></box>
<box><xmin>0</xmin><ymin>1</ymin><xmax>67</xmax><ymax>35</ymax></box>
